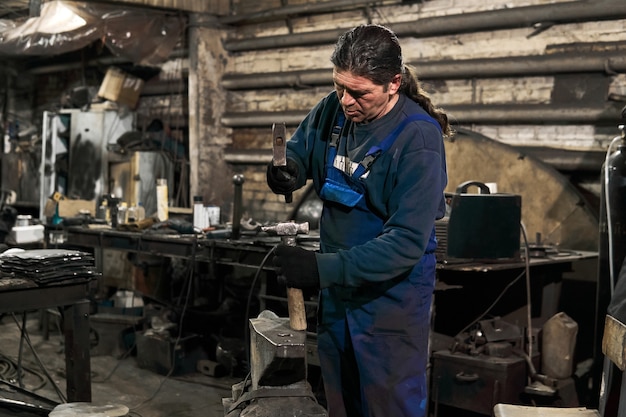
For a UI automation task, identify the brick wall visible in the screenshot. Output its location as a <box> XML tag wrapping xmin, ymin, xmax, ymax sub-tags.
<box><xmin>190</xmin><ymin>0</ymin><xmax>626</xmax><ymax>223</ymax></box>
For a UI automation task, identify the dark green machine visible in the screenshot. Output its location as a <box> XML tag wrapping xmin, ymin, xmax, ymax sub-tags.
<box><xmin>447</xmin><ymin>180</ymin><xmax>522</xmax><ymax>261</ymax></box>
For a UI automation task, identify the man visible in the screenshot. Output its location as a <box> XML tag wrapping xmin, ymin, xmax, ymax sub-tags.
<box><xmin>267</xmin><ymin>24</ymin><xmax>452</xmax><ymax>417</ymax></box>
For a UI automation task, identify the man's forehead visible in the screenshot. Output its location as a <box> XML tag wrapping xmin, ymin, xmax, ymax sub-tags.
<box><xmin>332</xmin><ymin>69</ymin><xmax>376</xmax><ymax>89</ymax></box>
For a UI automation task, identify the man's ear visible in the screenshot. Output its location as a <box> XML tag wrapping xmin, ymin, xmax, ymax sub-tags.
<box><xmin>389</xmin><ymin>74</ymin><xmax>402</xmax><ymax>95</ymax></box>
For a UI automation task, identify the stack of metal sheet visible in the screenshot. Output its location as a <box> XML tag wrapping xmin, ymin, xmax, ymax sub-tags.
<box><xmin>0</xmin><ymin>249</ymin><xmax>97</xmax><ymax>286</ymax></box>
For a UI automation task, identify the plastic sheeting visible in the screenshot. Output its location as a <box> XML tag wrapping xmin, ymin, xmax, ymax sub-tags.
<box><xmin>0</xmin><ymin>0</ymin><xmax>185</xmax><ymax>65</ymax></box>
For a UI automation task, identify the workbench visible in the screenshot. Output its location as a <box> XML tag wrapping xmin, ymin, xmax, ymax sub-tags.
<box><xmin>434</xmin><ymin>250</ymin><xmax>598</xmax><ymax>337</ymax></box>
<box><xmin>61</xmin><ymin>225</ymin><xmax>320</xmax><ymax>364</ymax></box>
<box><xmin>60</xmin><ymin>226</ymin><xmax>597</xmax><ymax>375</ymax></box>
<box><xmin>61</xmin><ymin>226</ymin><xmax>596</xmax><ymax>327</ymax></box>
<box><xmin>0</xmin><ymin>279</ymin><xmax>93</xmax><ymax>402</ymax></box>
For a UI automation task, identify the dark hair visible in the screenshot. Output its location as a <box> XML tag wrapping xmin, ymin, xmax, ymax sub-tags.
<box><xmin>331</xmin><ymin>24</ymin><xmax>453</xmax><ymax>136</ymax></box>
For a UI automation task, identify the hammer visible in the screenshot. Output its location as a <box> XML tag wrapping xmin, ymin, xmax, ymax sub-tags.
<box><xmin>272</xmin><ymin>122</ymin><xmax>293</xmax><ymax>204</ymax></box>
<box><xmin>261</xmin><ymin>222</ymin><xmax>309</xmax><ymax>331</ymax></box>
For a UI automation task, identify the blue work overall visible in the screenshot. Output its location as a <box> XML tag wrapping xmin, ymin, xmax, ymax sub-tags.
<box><xmin>317</xmin><ymin>112</ymin><xmax>441</xmax><ymax>417</ymax></box>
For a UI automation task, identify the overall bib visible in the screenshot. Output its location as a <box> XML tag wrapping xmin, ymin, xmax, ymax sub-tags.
<box><xmin>317</xmin><ymin>112</ymin><xmax>441</xmax><ymax>417</ymax></box>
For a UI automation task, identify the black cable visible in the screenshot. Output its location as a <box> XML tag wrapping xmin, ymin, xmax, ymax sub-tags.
<box><xmin>130</xmin><ymin>235</ymin><xmax>197</xmax><ymax>413</ymax></box>
<box><xmin>452</xmin><ymin>269</ymin><xmax>526</xmax><ymax>341</ymax></box>
<box><xmin>17</xmin><ymin>312</ymin><xmax>26</xmax><ymax>388</ymax></box>
<box><xmin>10</xmin><ymin>313</ymin><xmax>66</xmax><ymax>402</ymax></box>
<box><xmin>0</xmin><ymin>353</ymin><xmax>47</xmax><ymax>391</ymax></box>
<box><xmin>244</xmin><ymin>244</ymin><xmax>278</xmax><ymax>371</ymax></box>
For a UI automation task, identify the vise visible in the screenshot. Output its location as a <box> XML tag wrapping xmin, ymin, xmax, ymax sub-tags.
<box><xmin>222</xmin><ymin>310</ymin><xmax>326</xmax><ymax>416</ymax></box>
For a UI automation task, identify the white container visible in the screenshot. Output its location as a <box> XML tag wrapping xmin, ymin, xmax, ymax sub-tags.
<box><xmin>193</xmin><ymin>196</ymin><xmax>205</xmax><ymax>229</ymax></box>
<box><xmin>156</xmin><ymin>179</ymin><xmax>168</xmax><ymax>221</ymax></box>
<box><xmin>117</xmin><ymin>202</ymin><xmax>128</xmax><ymax>225</ymax></box>
<box><xmin>10</xmin><ymin>224</ymin><xmax>45</xmax><ymax>244</ymax></box>
<box><xmin>541</xmin><ymin>312</ymin><xmax>578</xmax><ymax>379</ymax></box>
<box><xmin>206</xmin><ymin>206</ymin><xmax>220</xmax><ymax>226</ymax></box>
<box><xmin>15</xmin><ymin>215</ymin><xmax>32</xmax><ymax>227</ymax></box>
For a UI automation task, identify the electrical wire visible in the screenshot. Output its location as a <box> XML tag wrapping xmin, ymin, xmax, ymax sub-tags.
<box><xmin>603</xmin><ymin>133</ymin><xmax>624</xmax><ymax>295</ymax></box>
<box><xmin>452</xmin><ymin>269</ymin><xmax>526</xmax><ymax>341</ymax></box>
<box><xmin>451</xmin><ymin>223</ymin><xmax>535</xmax><ymax>359</ymax></box>
<box><xmin>129</xmin><ymin>235</ymin><xmax>197</xmax><ymax>413</ymax></box>
<box><xmin>520</xmin><ymin>222</ymin><xmax>533</xmax><ymax>360</ymax></box>
<box><xmin>244</xmin><ymin>244</ymin><xmax>279</xmax><ymax>371</ymax></box>
<box><xmin>10</xmin><ymin>313</ymin><xmax>66</xmax><ymax>402</ymax></box>
<box><xmin>0</xmin><ymin>353</ymin><xmax>46</xmax><ymax>391</ymax></box>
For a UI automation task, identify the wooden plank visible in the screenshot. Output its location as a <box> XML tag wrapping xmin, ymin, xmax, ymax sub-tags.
<box><xmin>602</xmin><ymin>314</ymin><xmax>626</xmax><ymax>371</ymax></box>
<box><xmin>493</xmin><ymin>404</ymin><xmax>600</xmax><ymax>416</ymax></box>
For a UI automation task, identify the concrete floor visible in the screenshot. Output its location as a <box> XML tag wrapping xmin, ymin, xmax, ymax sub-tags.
<box><xmin>0</xmin><ymin>312</ymin><xmax>239</xmax><ymax>417</ymax></box>
<box><xmin>0</xmin><ymin>311</ymin><xmax>568</xmax><ymax>417</ymax></box>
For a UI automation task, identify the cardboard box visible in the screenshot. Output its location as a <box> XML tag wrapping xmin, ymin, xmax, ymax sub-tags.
<box><xmin>44</xmin><ymin>197</ymin><xmax>96</xmax><ymax>219</ymax></box>
<box><xmin>98</xmin><ymin>67</ymin><xmax>144</xmax><ymax>109</ymax></box>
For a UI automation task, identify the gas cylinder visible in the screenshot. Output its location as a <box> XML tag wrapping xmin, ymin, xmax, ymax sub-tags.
<box><xmin>592</xmin><ymin>113</ymin><xmax>626</xmax><ymax>405</ymax></box>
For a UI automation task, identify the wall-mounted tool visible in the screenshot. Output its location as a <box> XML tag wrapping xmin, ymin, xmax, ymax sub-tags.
<box><xmin>261</xmin><ymin>222</ymin><xmax>309</xmax><ymax>331</ymax></box>
<box><xmin>272</xmin><ymin>122</ymin><xmax>292</xmax><ymax>203</ymax></box>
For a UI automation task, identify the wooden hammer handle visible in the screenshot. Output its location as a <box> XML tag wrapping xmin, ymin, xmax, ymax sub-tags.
<box><xmin>287</xmin><ymin>287</ymin><xmax>307</xmax><ymax>331</ymax></box>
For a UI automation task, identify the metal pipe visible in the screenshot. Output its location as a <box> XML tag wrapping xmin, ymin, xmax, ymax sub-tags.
<box><xmin>223</xmin><ymin>0</ymin><xmax>626</xmax><ymax>52</ymax></box>
<box><xmin>222</xmin><ymin>69</ymin><xmax>330</xmax><ymax>90</ymax></box>
<box><xmin>224</xmin><ymin>149</ymin><xmax>272</xmax><ymax>164</ymax></box>
<box><xmin>220</xmin><ymin>104</ymin><xmax>625</xmax><ymax>127</ymax></box>
<box><xmin>219</xmin><ymin>0</ymin><xmax>376</xmax><ymax>25</ymax></box>
<box><xmin>221</xmin><ymin>51</ymin><xmax>626</xmax><ymax>90</ymax></box>
<box><xmin>27</xmin><ymin>48</ymin><xmax>189</xmax><ymax>75</ymax></box>
<box><xmin>220</xmin><ymin>140</ymin><xmax>607</xmax><ymax>172</ymax></box>
<box><xmin>515</xmin><ymin>146</ymin><xmax>605</xmax><ymax>172</ymax></box>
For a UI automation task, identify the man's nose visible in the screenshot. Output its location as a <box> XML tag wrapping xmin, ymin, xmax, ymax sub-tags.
<box><xmin>340</xmin><ymin>90</ymin><xmax>356</xmax><ymax>106</ymax></box>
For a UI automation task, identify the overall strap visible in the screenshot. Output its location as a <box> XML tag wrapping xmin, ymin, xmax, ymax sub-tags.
<box><xmin>329</xmin><ymin>111</ymin><xmax>346</xmax><ymax>148</ymax></box>
<box><xmin>353</xmin><ymin>113</ymin><xmax>441</xmax><ymax>178</ymax></box>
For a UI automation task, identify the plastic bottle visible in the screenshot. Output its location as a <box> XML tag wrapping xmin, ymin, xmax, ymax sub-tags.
<box><xmin>117</xmin><ymin>202</ymin><xmax>128</xmax><ymax>225</ymax></box>
<box><xmin>542</xmin><ymin>312</ymin><xmax>578</xmax><ymax>379</ymax></box>
<box><xmin>156</xmin><ymin>179</ymin><xmax>168</xmax><ymax>221</ymax></box>
<box><xmin>127</xmin><ymin>205</ymin><xmax>137</xmax><ymax>223</ymax></box>
<box><xmin>193</xmin><ymin>196</ymin><xmax>204</xmax><ymax>230</ymax></box>
<box><xmin>135</xmin><ymin>203</ymin><xmax>145</xmax><ymax>221</ymax></box>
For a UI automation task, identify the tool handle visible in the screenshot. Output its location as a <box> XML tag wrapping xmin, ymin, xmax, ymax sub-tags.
<box><xmin>287</xmin><ymin>287</ymin><xmax>307</xmax><ymax>331</ymax></box>
<box><xmin>285</xmin><ymin>193</ymin><xmax>293</xmax><ymax>204</ymax></box>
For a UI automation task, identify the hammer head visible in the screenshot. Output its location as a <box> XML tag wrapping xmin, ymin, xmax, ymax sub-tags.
<box><xmin>272</xmin><ymin>123</ymin><xmax>287</xmax><ymax>167</ymax></box>
<box><xmin>261</xmin><ymin>222</ymin><xmax>309</xmax><ymax>236</ymax></box>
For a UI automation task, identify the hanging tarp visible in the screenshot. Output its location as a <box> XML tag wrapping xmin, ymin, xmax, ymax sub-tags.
<box><xmin>0</xmin><ymin>0</ymin><xmax>185</xmax><ymax>65</ymax></box>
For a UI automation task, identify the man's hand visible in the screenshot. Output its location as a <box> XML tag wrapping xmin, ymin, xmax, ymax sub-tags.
<box><xmin>272</xmin><ymin>244</ymin><xmax>319</xmax><ymax>289</ymax></box>
<box><xmin>267</xmin><ymin>159</ymin><xmax>299</xmax><ymax>195</ymax></box>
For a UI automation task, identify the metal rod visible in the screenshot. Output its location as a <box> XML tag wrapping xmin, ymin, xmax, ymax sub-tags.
<box><xmin>231</xmin><ymin>174</ymin><xmax>244</xmax><ymax>240</ymax></box>
<box><xmin>220</xmin><ymin>104</ymin><xmax>625</xmax><ymax>128</ymax></box>
<box><xmin>223</xmin><ymin>0</ymin><xmax>626</xmax><ymax>52</ymax></box>
<box><xmin>219</xmin><ymin>0</ymin><xmax>376</xmax><ymax>25</ymax></box>
<box><xmin>221</xmin><ymin>51</ymin><xmax>626</xmax><ymax>90</ymax></box>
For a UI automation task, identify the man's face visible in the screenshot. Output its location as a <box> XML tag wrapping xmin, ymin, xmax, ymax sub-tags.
<box><xmin>333</xmin><ymin>68</ymin><xmax>401</xmax><ymax>123</ymax></box>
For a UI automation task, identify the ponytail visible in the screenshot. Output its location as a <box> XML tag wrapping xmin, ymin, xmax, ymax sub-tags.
<box><xmin>401</xmin><ymin>65</ymin><xmax>453</xmax><ymax>137</ymax></box>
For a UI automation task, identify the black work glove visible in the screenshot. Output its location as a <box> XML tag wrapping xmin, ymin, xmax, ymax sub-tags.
<box><xmin>266</xmin><ymin>159</ymin><xmax>299</xmax><ymax>195</ymax></box>
<box><xmin>272</xmin><ymin>244</ymin><xmax>319</xmax><ymax>289</ymax></box>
